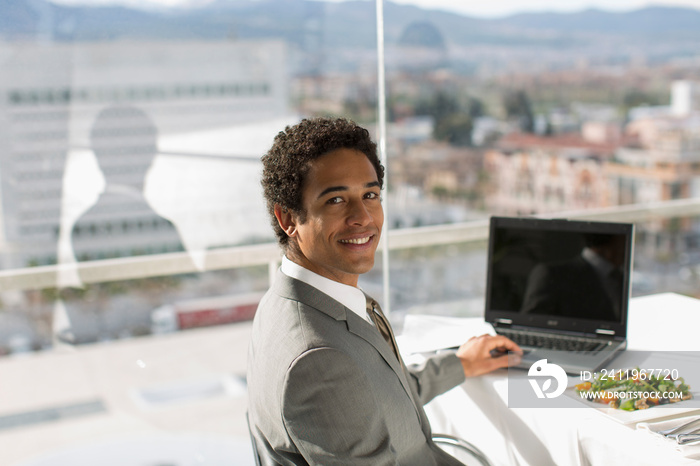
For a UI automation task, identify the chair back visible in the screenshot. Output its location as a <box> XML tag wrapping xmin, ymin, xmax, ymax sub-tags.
<box><xmin>246</xmin><ymin>412</ymin><xmax>263</xmax><ymax>466</ymax></box>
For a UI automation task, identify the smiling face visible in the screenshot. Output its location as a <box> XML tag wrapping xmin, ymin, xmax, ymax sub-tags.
<box><xmin>275</xmin><ymin>148</ymin><xmax>384</xmax><ymax>287</ymax></box>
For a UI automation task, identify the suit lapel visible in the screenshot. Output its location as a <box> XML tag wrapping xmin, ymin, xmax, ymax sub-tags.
<box><xmin>271</xmin><ymin>271</ymin><xmax>421</xmax><ymax>417</ymax></box>
<box><xmin>344</xmin><ymin>311</ymin><xmax>418</xmax><ymax>410</ymax></box>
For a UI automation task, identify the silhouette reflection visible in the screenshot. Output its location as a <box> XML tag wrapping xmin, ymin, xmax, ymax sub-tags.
<box><xmin>59</xmin><ymin>106</ymin><xmax>191</xmax><ymax>344</ymax></box>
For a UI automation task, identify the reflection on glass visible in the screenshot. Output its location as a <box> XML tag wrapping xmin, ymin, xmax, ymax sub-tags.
<box><xmin>56</xmin><ymin>106</ymin><xmax>190</xmax><ymax>344</ymax></box>
<box><xmin>522</xmin><ymin>233</ymin><xmax>626</xmax><ymax>320</ymax></box>
<box><xmin>72</xmin><ymin>105</ymin><xmax>187</xmax><ymax>262</ymax></box>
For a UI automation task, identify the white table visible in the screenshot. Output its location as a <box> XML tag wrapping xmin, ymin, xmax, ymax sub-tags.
<box><xmin>399</xmin><ymin>293</ymin><xmax>700</xmax><ymax>466</ymax></box>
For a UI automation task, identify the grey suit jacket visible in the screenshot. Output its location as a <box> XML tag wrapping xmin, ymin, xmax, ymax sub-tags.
<box><xmin>247</xmin><ymin>271</ymin><xmax>466</xmax><ymax>465</ymax></box>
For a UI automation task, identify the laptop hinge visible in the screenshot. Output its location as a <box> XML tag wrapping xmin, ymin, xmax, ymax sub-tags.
<box><xmin>495</xmin><ymin>318</ymin><xmax>513</xmax><ymax>326</ymax></box>
<box><xmin>595</xmin><ymin>329</ymin><xmax>615</xmax><ymax>336</ymax></box>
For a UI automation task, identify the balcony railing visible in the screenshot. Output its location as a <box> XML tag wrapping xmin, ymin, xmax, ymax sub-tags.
<box><xmin>2</xmin><ymin>197</ymin><xmax>700</xmax><ymax>294</ymax></box>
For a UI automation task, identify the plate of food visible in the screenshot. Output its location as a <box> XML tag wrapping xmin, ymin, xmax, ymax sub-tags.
<box><xmin>565</xmin><ymin>365</ymin><xmax>700</xmax><ymax>424</ymax></box>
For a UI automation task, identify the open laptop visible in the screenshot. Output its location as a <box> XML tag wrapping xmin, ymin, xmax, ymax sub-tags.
<box><xmin>485</xmin><ymin>216</ymin><xmax>634</xmax><ymax>374</ymax></box>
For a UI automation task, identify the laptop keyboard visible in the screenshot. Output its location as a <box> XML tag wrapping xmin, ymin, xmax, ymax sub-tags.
<box><xmin>497</xmin><ymin>328</ymin><xmax>608</xmax><ymax>353</ymax></box>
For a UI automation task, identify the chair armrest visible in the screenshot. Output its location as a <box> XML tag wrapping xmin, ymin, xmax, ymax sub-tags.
<box><xmin>432</xmin><ymin>433</ymin><xmax>493</xmax><ymax>466</ymax></box>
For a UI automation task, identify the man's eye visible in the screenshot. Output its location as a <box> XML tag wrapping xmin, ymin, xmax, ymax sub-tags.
<box><xmin>366</xmin><ymin>192</ymin><xmax>380</xmax><ymax>200</ymax></box>
<box><xmin>327</xmin><ymin>197</ymin><xmax>343</xmax><ymax>204</ymax></box>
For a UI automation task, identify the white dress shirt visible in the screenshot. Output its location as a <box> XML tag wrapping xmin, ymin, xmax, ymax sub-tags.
<box><xmin>280</xmin><ymin>256</ymin><xmax>373</xmax><ymax>325</ymax></box>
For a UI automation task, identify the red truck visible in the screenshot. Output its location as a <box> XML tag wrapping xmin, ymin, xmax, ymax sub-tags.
<box><xmin>151</xmin><ymin>292</ymin><xmax>264</xmax><ymax>334</ymax></box>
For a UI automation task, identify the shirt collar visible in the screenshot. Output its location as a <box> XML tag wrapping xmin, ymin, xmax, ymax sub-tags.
<box><xmin>280</xmin><ymin>256</ymin><xmax>371</xmax><ymax>323</ymax></box>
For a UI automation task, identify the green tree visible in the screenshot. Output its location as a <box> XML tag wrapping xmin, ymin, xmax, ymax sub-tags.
<box><xmin>416</xmin><ymin>91</ymin><xmax>458</xmax><ymax>121</ymax></box>
<box><xmin>622</xmin><ymin>89</ymin><xmax>662</xmax><ymax>109</ymax></box>
<box><xmin>466</xmin><ymin>97</ymin><xmax>485</xmax><ymax>118</ymax></box>
<box><xmin>434</xmin><ymin>113</ymin><xmax>473</xmax><ymax>147</ymax></box>
<box><xmin>417</xmin><ymin>91</ymin><xmax>483</xmax><ymax>146</ymax></box>
<box><xmin>503</xmin><ymin>89</ymin><xmax>535</xmax><ymax>133</ymax></box>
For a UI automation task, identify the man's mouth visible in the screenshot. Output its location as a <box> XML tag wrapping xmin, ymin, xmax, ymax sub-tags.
<box><xmin>339</xmin><ymin>236</ymin><xmax>372</xmax><ymax>245</ymax></box>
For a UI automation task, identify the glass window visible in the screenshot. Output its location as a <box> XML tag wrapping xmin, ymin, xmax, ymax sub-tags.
<box><xmin>382</xmin><ymin>1</ymin><xmax>700</xmax><ymax>318</ymax></box>
<box><xmin>1</xmin><ymin>1</ymin><xmax>700</xmax><ymax>465</ymax></box>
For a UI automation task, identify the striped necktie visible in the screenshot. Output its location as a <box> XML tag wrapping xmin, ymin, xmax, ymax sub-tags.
<box><xmin>365</xmin><ymin>295</ymin><xmax>404</xmax><ymax>367</ymax></box>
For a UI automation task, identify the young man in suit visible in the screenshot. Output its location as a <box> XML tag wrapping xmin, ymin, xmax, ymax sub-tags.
<box><xmin>247</xmin><ymin>117</ymin><xmax>521</xmax><ymax>465</ymax></box>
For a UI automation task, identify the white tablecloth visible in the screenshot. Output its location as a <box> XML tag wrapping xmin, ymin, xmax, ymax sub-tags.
<box><xmin>398</xmin><ymin>293</ymin><xmax>700</xmax><ymax>466</ymax></box>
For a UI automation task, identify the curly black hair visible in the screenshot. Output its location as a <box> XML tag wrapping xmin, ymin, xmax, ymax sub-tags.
<box><xmin>261</xmin><ymin>117</ymin><xmax>384</xmax><ymax>248</ymax></box>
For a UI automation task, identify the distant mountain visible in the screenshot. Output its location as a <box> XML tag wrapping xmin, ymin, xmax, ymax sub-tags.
<box><xmin>2</xmin><ymin>1</ymin><xmax>700</xmax><ymax>49</ymax></box>
<box><xmin>0</xmin><ymin>0</ymin><xmax>176</xmax><ymax>41</ymax></box>
<box><xmin>495</xmin><ymin>6</ymin><xmax>700</xmax><ymax>36</ymax></box>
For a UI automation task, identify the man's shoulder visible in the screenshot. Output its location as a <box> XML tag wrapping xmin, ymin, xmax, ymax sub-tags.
<box><xmin>260</xmin><ymin>271</ymin><xmax>348</xmax><ymax>321</ymax></box>
<box><xmin>253</xmin><ymin>273</ymin><xmax>350</xmax><ymax>348</ymax></box>
<box><xmin>248</xmin><ymin>274</ymin><xmax>359</xmax><ymax>393</ymax></box>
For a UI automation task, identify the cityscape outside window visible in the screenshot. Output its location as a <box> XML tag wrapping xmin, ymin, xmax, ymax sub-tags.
<box><xmin>1</xmin><ymin>0</ymin><xmax>700</xmax><ymax>464</ymax></box>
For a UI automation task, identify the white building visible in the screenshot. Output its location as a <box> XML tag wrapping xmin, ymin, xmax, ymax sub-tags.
<box><xmin>671</xmin><ymin>80</ymin><xmax>700</xmax><ymax>117</ymax></box>
<box><xmin>0</xmin><ymin>39</ymin><xmax>288</xmax><ymax>271</ymax></box>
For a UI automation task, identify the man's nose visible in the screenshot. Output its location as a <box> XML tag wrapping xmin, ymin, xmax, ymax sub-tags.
<box><xmin>347</xmin><ymin>198</ymin><xmax>372</xmax><ymax>226</ymax></box>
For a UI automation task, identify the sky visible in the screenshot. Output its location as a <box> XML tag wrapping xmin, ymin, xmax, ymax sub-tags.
<box><xmin>47</xmin><ymin>0</ymin><xmax>700</xmax><ymax>17</ymax></box>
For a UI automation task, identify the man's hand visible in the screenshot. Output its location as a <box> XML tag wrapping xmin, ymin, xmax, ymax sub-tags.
<box><xmin>455</xmin><ymin>334</ymin><xmax>523</xmax><ymax>378</ymax></box>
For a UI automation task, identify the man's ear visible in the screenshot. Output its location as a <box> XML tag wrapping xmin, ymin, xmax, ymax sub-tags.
<box><xmin>274</xmin><ymin>205</ymin><xmax>298</xmax><ymax>238</ymax></box>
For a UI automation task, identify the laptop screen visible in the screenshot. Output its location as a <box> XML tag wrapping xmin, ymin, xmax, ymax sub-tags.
<box><xmin>485</xmin><ymin>216</ymin><xmax>634</xmax><ymax>337</ymax></box>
